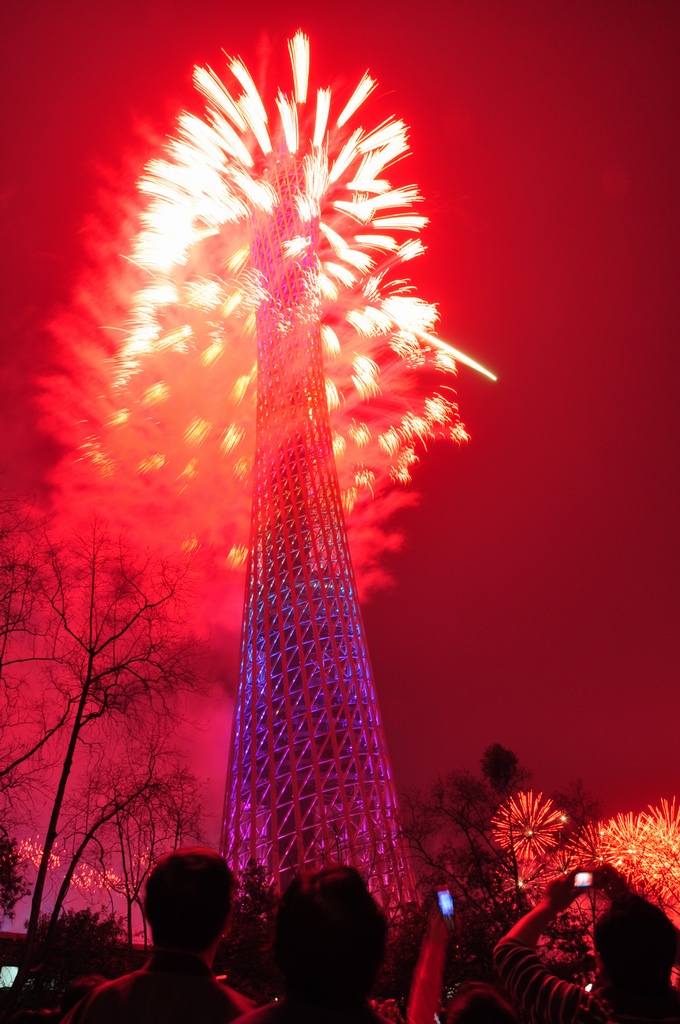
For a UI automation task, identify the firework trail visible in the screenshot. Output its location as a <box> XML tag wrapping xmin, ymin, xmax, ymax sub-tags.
<box><xmin>45</xmin><ymin>31</ymin><xmax>493</xmax><ymax>594</ymax></box>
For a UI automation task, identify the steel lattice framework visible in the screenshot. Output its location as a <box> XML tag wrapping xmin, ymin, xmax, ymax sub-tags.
<box><xmin>221</xmin><ymin>156</ymin><xmax>414</xmax><ymax>903</ymax></box>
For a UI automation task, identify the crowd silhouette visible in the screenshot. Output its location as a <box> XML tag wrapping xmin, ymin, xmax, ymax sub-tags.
<box><xmin>5</xmin><ymin>850</ymin><xmax>680</xmax><ymax>1024</ymax></box>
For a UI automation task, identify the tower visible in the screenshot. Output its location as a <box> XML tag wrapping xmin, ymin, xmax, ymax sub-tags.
<box><xmin>221</xmin><ymin>154</ymin><xmax>414</xmax><ymax>903</ymax></box>
<box><xmin>78</xmin><ymin>31</ymin><xmax>492</xmax><ymax>905</ymax></box>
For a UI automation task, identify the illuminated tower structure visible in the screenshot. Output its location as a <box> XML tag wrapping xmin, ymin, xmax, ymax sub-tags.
<box><xmin>222</xmin><ymin>154</ymin><xmax>414</xmax><ymax>902</ymax></box>
<box><xmin>72</xmin><ymin>33</ymin><xmax>493</xmax><ymax>905</ymax></box>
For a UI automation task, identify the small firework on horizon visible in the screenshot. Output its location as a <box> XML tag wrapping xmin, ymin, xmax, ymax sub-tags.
<box><xmin>492</xmin><ymin>790</ymin><xmax>565</xmax><ymax>861</ymax></box>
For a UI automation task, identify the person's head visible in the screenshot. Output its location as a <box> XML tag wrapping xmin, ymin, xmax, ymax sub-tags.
<box><xmin>594</xmin><ymin>895</ymin><xmax>676</xmax><ymax>995</ymax></box>
<box><xmin>144</xmin><ymin>847</ymin><xmax>235</xmax><ymax>953</ymax></box>
<box><xmin>274</xmin><ymin>865</ymin><xmax>387</xmax><ymax>1003</ymax></box>
<box><xmin>445</xmin><ymin>982</ymin><xmax>518</xmax><ymax>1024</ymax></box>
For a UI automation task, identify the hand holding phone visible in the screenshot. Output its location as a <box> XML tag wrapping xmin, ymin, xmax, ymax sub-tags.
<box><xmin>437</xmin><ymin>887</ymin><xmax>455</xmax><ymax>929</ymax></box>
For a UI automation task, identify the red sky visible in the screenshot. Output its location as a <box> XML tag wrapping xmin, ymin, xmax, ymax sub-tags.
<box><xmin>2</xmin><ymin>0</ymin><xmax>679</xmax><ymax>831</ymax></box>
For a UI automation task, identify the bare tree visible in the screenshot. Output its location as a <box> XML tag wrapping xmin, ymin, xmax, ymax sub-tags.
<box><xmin>40</xmin><ymin>735</ymin><xmax>205</xmax><ymax>950</ymax></box>
<box><xmin>0</xmin><ymin>498</ymin><xmax>65</xmax><ymax>809</ymax></box>
<box><xmin>95</xmin><ymin>758</ymin><xmax>206</xmax><ymax>946</ymax></box>
<box><xmin>0</xmin><ymin>496</ymin><xmax>41</xmax><ymax>679</ymax></box>
<box><xmin>0</xmin><ymin>828</ymin><xmax>30</xmax><ymax>925</ymax></box>
<box><xmin>4</xmin><ymin>518</ymin><xmax>203</xmax><ymax>1012</ymax></box>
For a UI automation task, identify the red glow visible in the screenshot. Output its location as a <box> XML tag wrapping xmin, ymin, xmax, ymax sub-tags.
<box><xmin>2</xmin><ymin>2</ymin><xmax>679</xmax><ymax>831</ymax></box>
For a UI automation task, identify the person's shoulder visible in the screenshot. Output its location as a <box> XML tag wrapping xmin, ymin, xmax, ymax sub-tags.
<box><xmin>60</xmin><ymin>973</ymin><xmax>144</xmax><ymax>1024</ymax></box>
<box><xmin>62</xmin><ymin>971</ymin><xmax>251</xmax><ymax>1024</ymax></box>
<box><xmin>233</xmin><ymin>1003</ymin><xmax>280</xmax><ymax>1019</ymax></box>
<box><xmin>234</xmin><ymin>1001</ymin><xmax>393</xmax><ymax>1024</ymax></box>
<box><xmin>231</xmin><ymin>1002</ymin><xmax>283</xmax><ymax>1024</ymax></box>
<box><xmin>594</xmin><ymin>986</ymin><xmax>680</xmax><ymax>1024</ymax></box>
<box><xmin>155</xmin><ymin>973</ymin><xmax>254</xmax><ymax>1019</ymax></box>
<box><xmin>218</xmin><ymin>983</ymin><xmax>256</xmax><ymax>1018</ymax></box>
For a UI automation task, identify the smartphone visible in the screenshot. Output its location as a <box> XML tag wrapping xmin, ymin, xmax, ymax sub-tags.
<box><xmin>574</xmin><ymin>871</ymin><xmax>594</xmax><ymax>888</ymax></box>
<box><xmin>437</xmin><ymin>887</ymin><xmax>454</xmax><ymax>922</ymax></box>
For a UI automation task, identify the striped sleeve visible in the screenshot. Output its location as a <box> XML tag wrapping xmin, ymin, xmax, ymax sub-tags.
<box><xmin>494</xmin><ymin>939</ymin><xmax>590</xmax><ymax>1024</ymax></box>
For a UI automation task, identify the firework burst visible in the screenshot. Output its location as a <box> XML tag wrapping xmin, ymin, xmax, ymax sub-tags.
<box><xmin>598</xmin><ymin>812</ymin><xmax>648</xmax><ymax>875</ymax></box>
<box><xmin>52</xmin><ymin>31</ymin><xmax>493</xmax><ymax>576</ymax></box>
<box><xmin>562</xmin><ymin>802</ymin><xmax>680</xmax><ymax>918</ymax></box>
<box><xmin>16</xmin><ymin>838</ymin><xmax>122</xmax><ymax>904</ymax></box>
<box><xmin>589</xmin><ymin>801</ymin><xmax>680</xmax><ymax>915</ymax></box>
<box><xmin>568</xmin><ymin>820</ymin><xmax>612</xmax><ymax>867</ymax></box>
<box><xmin>640</xmin><ymin>799</ymin><xmax>680</xmax><ymax>912</ymax></box>
<box><xmin>642</xmin><ymin>799</ymin><xmax>680</xmax><ymax>854</ymax></box>
<box><xmin>492</xmin><ymin>790</ymin><xmax>566</xmax><ymax>861</ymax></box>
<box><xmin>18</xmin><ymin>838</ymin><xmax>62</xmax><ymax>873</ymax></box>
